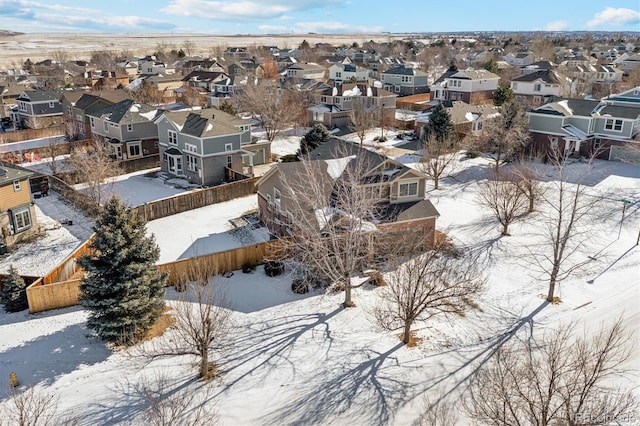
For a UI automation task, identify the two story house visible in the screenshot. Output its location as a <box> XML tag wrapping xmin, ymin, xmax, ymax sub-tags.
<box><xmin>87</xmin><ymin>99</ymin><xmax>161</xmax><ymax>161</ymax></box>
<box><xmin>308</xmin><ymin>83</ymin><xmax>397</xmax><ymax>129</ymax></box>
<box><xmin>256</xmin><ymin>139</ymin><xmax>440</xmax><ymax>251</ymax></box>
<box><xmin>284</xmin><ymin>62</ymin><xmax>327</xmax><ymax>82</ymax></box>
<box><xmin>328</xmin><ymin>63</ymin><xmax>371</xmax><ymax>84</ymax></box>
<box><xmin>527</xmin><ymin>97</ymin><xmax>640</xmax><ymax>162</ymax></box>
<box><xmin>0</xmin><ymin>163</ymin><xmax>38</xmax><ymax>249</ymax></box>
<box><xmin>438</xmin><ymin>69</ymin><xmax>500</xmax><ymax>105</ymax></box>
<box><xmin>510</xmin><ymin>70</ymin><xmax>565</xmax><ymax>107</ymax></box>
<box><xmin>60</xmin><ymin>90</ymin><xmax>131</xmax><ymax>140</ymax></box>
<box><xmin>415</xmin><ymin>100</ymin><xmax>499</xmax><ymax>140</ymax></box>
<box><xmin>15</xmin><ymin>90</ymin><xmax>63</xmax><ymax>129</ymax></box>
<box><xmin>380</xmin><ymin>65</ymin><xmax>429</xmax><ymax>96</ymax></box>
<box><xmin>155</xmin><ymin>108</ymin><xmax>269</xmax><ymax>186</ymax></box>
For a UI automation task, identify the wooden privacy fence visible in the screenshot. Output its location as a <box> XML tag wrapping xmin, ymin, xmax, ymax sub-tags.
<box><xmin>133</xmin><ymin>177</ymin><xmax>258</xmax><ymax>221</ymax></box>
<box><xmin>24</xmin><ymin>239</ymin><xmax>285</xmax><ymax>313</ymax></box>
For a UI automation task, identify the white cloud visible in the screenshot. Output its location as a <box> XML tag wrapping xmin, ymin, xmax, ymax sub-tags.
<box><xmin>162</xmin><ymin>0</ymin><xmax>341</xmax><ymax>21</ymax></box>
<box><xmin>258</xmin><ymin>25</ymin><xmax>289</xmax><ymax>33</ymax></box>
<box><xmin>543</xmin><ymin>20</ymin><xmax>569</xmax><ymax>31</ymax></box>
<box><xmin>585</xmin><ymin>7</ymin><xmax>640</xmax><ymax>28</ymax></box>
<box><xmin>294</xmin><ymin>21</ymin><xmax>383</xmax><ymax>34</ymax></box>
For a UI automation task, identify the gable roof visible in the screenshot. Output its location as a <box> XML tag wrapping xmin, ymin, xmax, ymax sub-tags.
<box><xmin>159</xmin><ymin>108</ymin><xmax>246</xmax><ymax>138</ymax></box>
<box><xmin>533</xmin><ymin>98</ymin><xmax>602</xmax><ymax>117</ymax></box>
<box><xmin>17</xmin><ymin>90</ymin><xmax>61</xmax><ymax>102</ymax></box>
<box><xmin>305</xmin><ymin>138</ymin><xmax>386</xmax><ymax>167</ymax></box>
<box><xmin>91</xmin><ymin>99</ymin><xmax>161</xmax><ymax>124</ymax></box>
<box><xmin>451</xmin><ymin>69</ymin><xmax>500</xmax><ymax>80</ymax></box>
<box><xmin>383</xmin><ymin>65</ymin><xmax>428</xmax><ymax>77</ymax></box>
<box><xmin>512</xmin><ymin>70</ymin><xmax>560</xmax><ymax>84</ymax></box>
<box><xmin>0</xmin><ymin>162</ymin><xmax>33</xmax><ymax>186</ymax></box>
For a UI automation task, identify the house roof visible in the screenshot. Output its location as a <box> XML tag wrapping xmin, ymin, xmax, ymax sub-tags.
<box><xmin>383</xmin><ymin>65</ymin><xmax>428</xmax><ymax>77</ymax></box>
<box><xmin>160</xmin><ymin>108</ymin><xmax>246</xmax><ymax>138</ymax></box>
<box><xmin>0</xmin><ymin>162</ymin><xmax>33</xmax><ymax>186</ymax></box>
<box><xmin>597</xmin><ymin>104</ymin><xmax>640</xmax><ymax>120</ymax></box>
<box><xmin>451</xmin><ymin>69</ymin><xmax>500</xmax><ymax>80</ymax></box>
<box><xmin>512</xmin><ymin>70</ymin><xmax>560</xmax><ymax>84</ymax></box>
<box><xmin>305</xmin><ymin>138</ymin><xmax>386</xmax><ymax>167</ymax></box>
<box><xmin>91</xmin><ymin>99</ymin><xmax>161</xmax><ymax>124</ymax></box>
<box><xmin>533</xmin><ymin>98</ymin><xmax>601</xmax><ymax>117</ymax></box>
<box><xmin>375</xmin><ymin>199</ymin><xmax>440</xmax><ymax>223</ymax></box>
<box><xmin>521</xmin><ymin>61</ymin><xmax>555</xmax><ymax>71</ymax></box>
<box><xmin>17</xmin><ymin>90</ymin><xmax>61</xmax><ymax>102</ymax></box>
<box><xmin>432</xmin><ymin>70</ymin><xmax>457</xmax><ymax>85</ymax></box>
<box><xmin>182</xmin><ymin>70</ymin><xmax>227</xmax><ymax>83</ymax></box>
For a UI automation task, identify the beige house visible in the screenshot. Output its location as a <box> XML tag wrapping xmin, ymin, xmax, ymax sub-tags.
<box><xmin>0</xmin><ymin>163</ymin><xmax>38</xmax><ymax>250</ymax></box>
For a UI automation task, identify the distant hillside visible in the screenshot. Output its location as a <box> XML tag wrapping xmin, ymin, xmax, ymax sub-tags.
<box><xmin>0</xmin><ymin>30</ymin><xmax>23</xmax><ymax>36</ymax></box>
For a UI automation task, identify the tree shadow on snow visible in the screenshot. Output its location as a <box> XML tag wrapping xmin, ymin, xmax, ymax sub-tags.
<box><xmin>0</xmin><ymin>322</ymin><xmax>111</xmax><ymax>398</ymax></box>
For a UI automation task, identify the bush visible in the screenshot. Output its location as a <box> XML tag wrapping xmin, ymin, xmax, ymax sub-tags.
<box><xmin>279</xmin><ymin>153</ymin><xmax>298</xmax><ymax>162</ymax></box>
<box><xmin>371</xmin><ymin>272</ymin><xmax>387</xmax><ymax>287</ymax></box>
<box><xmin>291</xmin><ymin>278</ymin><xmax>311</xmax><ymax>294</ymax></box>
<box><xmin>264</xmin><ymin>261</ymin><xmax>285</xmax><ymax>277</ymax></box>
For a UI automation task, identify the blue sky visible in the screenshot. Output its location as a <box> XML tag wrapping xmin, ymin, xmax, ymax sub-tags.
<box><xmin>0</xmin><ymin>0</ymin><xmax>639</xmax><ymax>34</ymax></box>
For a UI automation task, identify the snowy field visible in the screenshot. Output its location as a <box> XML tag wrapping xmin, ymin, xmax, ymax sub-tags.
<box><xmin>1</xmin><ymin>153</ymin><xmax>638</xmax><ymax>425</ymax></box>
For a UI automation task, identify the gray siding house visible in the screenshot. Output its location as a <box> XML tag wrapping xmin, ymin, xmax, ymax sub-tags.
<box><xmin>87</xmin><ymin>99</ymin><xmax>161</xmax><ymax>160</ymax></box>
<box><xmin>381</xmin><ymin>65</ymin><xmax>429</xmax><ymax>96</ymax></box>
<box><xmin>16</xmin><ymin>90</ymin><xmax>63</xmax><ymax>129</ymax></box>
<box><xmin>155</xmin><ymin>108</ymin><xmax>269</xmax><ymax>186</ymax></box>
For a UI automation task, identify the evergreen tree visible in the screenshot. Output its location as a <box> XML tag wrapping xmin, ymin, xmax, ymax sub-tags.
<box><xmin>1</xmin><ymin>265</ymin><xmax>28</xmax><ymax>312</ymax></box>
<box><xmin>219</xmin><ymin>101</ymin><xmax>237</xmax><ymax>116</ymax></box>
<box><xmin>297</xmin><ymin>124</ymin><xmax>332</xmax><ymax>157</ymax></box>
<box><xmin>493</xmin><ymin>84</ymin><xmax>515</xmax><ymax>106</ymax></box>
<box><xmin>78</xmin><ymin>197</ymin><xmax>167</xmax><ymax>346</ymax></box>
<box><xmin>424</xmin><ymin>104</ymin><xmax>455</xmax><ymax>142</ymax></box>
<box><xmin>483</xmin><ymin>59</ymin><xmax>499</xmax><ymax>74</ymax></box>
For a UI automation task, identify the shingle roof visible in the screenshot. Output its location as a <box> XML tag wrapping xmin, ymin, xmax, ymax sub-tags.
<box><xmin>92</xmin><ymin>99</ymin><xmax>160</xmax><ymax>124</ymax></box>
<box><xmin>598</xmin><ymin>104</ymin><xmax>640</xmax><ymax>120</ymax></box>
<box><xmin>17</xmin><ymin>90</ymin><xmax>61</xmax><ymax>102</ymax></box>
<box><xmin>383</xmin><ymin>65</ymin><xmax>427</xmax><ymax>77</ymax></box>
<box><xmin>161</xmin><ymin>108</ymin><xmax>246</xmax><ymax>138</ymax></box>
<box><xmin>0</xmin><ymin>162</ymin><xmax>33</xmax><ymax>186</ymax></box>
<box><xmin>452</xmin><ymin>69</ymin><xmax>500</xmax><ymax>80</ymax></box>
<box><xmin>375</xmin><ymin>199</ymin><xmax>440</xmax><ymax>223</ymax></box>
<box><xmin>512</xmin><ymin>70</ymin><xmax>560</xmax><ymax>84</ymax></box>
<box><xmin>307</xmin><ymin>138</ymin><xmax>386</xmax><ymax>167</ymax></box>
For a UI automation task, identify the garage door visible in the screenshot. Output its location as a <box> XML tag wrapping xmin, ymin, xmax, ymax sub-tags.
<box><xmin>609</xmin><ymin>145</ymin><xmax>640</xmax><ymax>164</ymax></box>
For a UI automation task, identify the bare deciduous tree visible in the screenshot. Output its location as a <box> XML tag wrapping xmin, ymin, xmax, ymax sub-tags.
<box><xmin>478</xmin><ymin>173</ymin><xmax>528</xmax><ymax>236</ymax></box>
<box><xmin>235</xmin><ymin>81</ymin><xmax>288</xmax><ymax>143</ymax></box>
<box><xmin>278</xmin><ymin>147</ymin><xmax>383</xmax><ymax>308</ymax></box>
<box><xmin>483</xmin><ymin>102</ymin><xmax>529</xmax><ymax>172</ymax></box>
<box><xmin>465</xmin><ymin>318</ymin><xmax>638</xmax><ymax>425</ymax></box>
<box><xmin>511</xmin><ymin>157</ymin><xmax>546</xmax><ymax>213</ymax></box>
<box><xmin>67</xmin><ymin>137</ymin><xmax>121</xmax><ymax>207</ymax></box>
<box><xmin>417</xmin><ymin>133</ymin><xmax>460</xmax><ymax>190</ymax></box>
<box><xmin>348</xmin><ymin>99</ymin><xmax>378</xmax><ymax>147</ymax></box>
<box><xmin>375</xmin><ymin>247</ymin><xmax>485</xmax><ymax>344</ymax></box>
<box><xmin>1</xmin><ymin>386</ymin><xmax>73</xmax><ymax>426</ymax></box>
<box><xmin>133</xmin><ymin>369</ymin><xmax>217</xmax><ymax>426</ymax></box>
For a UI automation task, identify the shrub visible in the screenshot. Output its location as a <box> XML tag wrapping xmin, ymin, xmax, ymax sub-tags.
<box><xmin>1</xmin><ymin>266</ymin><xmax>28</xmax><ymax>312</ymax></box>
<box><xmin>291</xmin><ymin>278</ymin><xmax>311</xmax><ymax>294</ymax></box>
<box><xmin>264</xmin><ymin>261</ymin><xmax>285</xmax><ymax>277</ymax></box>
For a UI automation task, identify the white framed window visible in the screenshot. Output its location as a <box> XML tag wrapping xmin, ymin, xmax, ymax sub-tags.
<box><xmin>266</xmin><ymin>193</ymin><xmax>273</xmax><ymax>211</ymax></box>
<box><xmin>186</xmin><ymin>154</ymin><xmax>198</xmax><ymax>172</ymax></box>
<box><xmin>78</xmin><ymin>122</ymin><xmax>84</xmax><ymax>134</ymax></box>
<box><xmin>274</xmin><ymin>188</ymin><xmax>281</xmax><ymax>211</ymax></box>
<box><xmin>127</xmin><ymin>124</ymin><xmax>133</xmax><ymax>132</ymax></box>
<box><xmin>185</xmin><ymin>143</ymin><xmax>197</xmax><ymax>153</ymax></box>
<box><xmin>168</xmin><ymin>154</ymin><xmax>183</xmax><ymax>174</ymax></box>
<box><xmin>12</xmin><ymin>208</ymin><xmax>32</xmax><ymax>233</ymax></box>
<box><xmin>593</xmin><ymin>138</ymin><xmax>602</xmax><ymax>150</ymax></box>
<box><xmin>225</xmin><ymin>143</ymin><xmax>233</xmax><ymax>151</ymax></box>
<box><xmin>127</xmin><ymin>141</ymin><xmax>142</xmax><ymax>158</ymax></box>
<box><xmin>226</xmin><ymin>155</ymin><xmax>233</xmax><ymax>168</ymax></box>
<box><xmin>162</xmin><ymin>152</ymin><xmax>168</xmax><ymax>162</ymax></box>
<box><xmin>398</xmin><ymin>181</ymin><xmax>418</xmax><ymax>197</ymax></box>
<box><xmin>168</xmin><ymin>130</ymin><xmax>178</xmax><ymax>145</ymax></box>
<box><xmin>604</xmin><ymin>118</ymin><xmax>623</xmax><ymax>132</ymax></box>
<box><xmin>103</xmin><ymin>121</ymin><xmax>109</xmax><ymax>132</ymax></box>
<box><xmin>13</xmin><ymin>180</ymin><xmax>21</xmax><ymax>192</ymax></box>
<box><xmin>18</xmin><ymin>101</ymin><xmax>27</xmax><ymax>111</ymax></box>
<box><xmin>90</xmin><ymin>117</ymin><xmax>95</xmax><ymax>128</ymax></box>
<box><xmin>313</xmin><ymin>111</ymin><xmax>324</xmax><ymax>122</ymax></box>
<box><xmin>67</xmin><ymin>105</ymin><xmax>72</xmax><ymax>115</ymax></box>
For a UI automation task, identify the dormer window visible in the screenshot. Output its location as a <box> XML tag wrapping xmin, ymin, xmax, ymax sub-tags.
<box><xmin>398</xmin><ymin>181</ymin><xmax>418</xmax><ymax>197</ymax></box>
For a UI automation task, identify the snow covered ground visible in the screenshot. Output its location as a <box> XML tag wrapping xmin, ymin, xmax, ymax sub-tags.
<box><xmin>1</xmin><ymin>152</ymin><xmax>639</xmax><ymax>425</ymax></box>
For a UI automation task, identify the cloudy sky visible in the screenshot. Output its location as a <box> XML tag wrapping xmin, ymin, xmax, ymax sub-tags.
<box><xmin>0</xmin><ymin>0</ymin><xmax>638</xmax><ymax>34</ymax></box>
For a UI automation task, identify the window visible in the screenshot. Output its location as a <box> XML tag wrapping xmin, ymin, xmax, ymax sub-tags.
<box><xmin>90</xmin><ymin>117</ymin><xmax>95</xmax><ymax>128</ymax></box>
<box><xmin>226</xmin><ymin>155</ymin><xmax>233</xmax><ymax>168</ymax></box>
<box><xmin>225</xmin><ymin>143</ymin><xmax>233</xmax><ymax>151</ymax></box>
<box><xmin>103</xmin><ymin>121</ymin><xmax>109</xmax><ymax>132</ymax></box>
<box><xmin>534</xmin><ymin>83</ymin><xmax>542</xmax><ymax>92</ymax></box>
<box><xmin>168</xmin><ymin>130</ymin><xmax>178</xmax><ymax>145</ymax></box>
<box><xmin>128</xmin><ymin>142</ymin><xmax>141</xmax><ymax>158</ymax></box>
<box><xmin>186</xmin><ymin>154</ymin><xmax>198</xmax><ymax>172</ymax></box>
<box><xmin>336</xmin><ymin>72</ymin><xmax>341</xmax><ymax>78</ymax></box>
<box><xmin>67</xmin><ymin>106</ymin><xmax>72</xmax><ymax>115</ymax></box>
<box><xmin>512</xmin><ymin>83</ymin><xmax>518</xmax><ymax>90</ymax></box>
<box><xmin>13</xmin><ymin>180</ymin><xmax>21</xmax><ymax>192</ymax></box>
<box><xmin>12</xmin><ymin>208</ymin><xmax>32</xmax><ymax>233</ymax></box>
<box><xmin>18</xmin><ymin>101</ymin><xmax>26</xmax><ymax>111</ymax></box>
<box><xmin>185</xmin><ymin>143</ymin><xmax>197</xmax><ymax>153</ymax></box>
<box><xmin>127</xmin><ymin>124</ymin><xmax>133</xmax><ymax>132</ymax></box>
<box><xmin>398</xmin><ymin>181</ymin><xmax>418</xmax><ymax>197</ymax></box>
<box><xmin>77</xmin><ymin>122</ymin><xmax>84</xmax><ymax>134</ymax></box>
<box><xmin>168</xmin><ymin>155</ymin><xmax>182</xmax><ymax>174</ymax></box>
<box><xmin>593</xmin><ymin>138</ymin><xmax>602</xmax><ymax>150</ymax></box>
<box><xmin>162</xmin><ymin>152</ymin><xmax>168</xmax><ymax>162</ymax></box>
<box><xmin>604</xmin><ymin>118</ymin><xmax>623</xmax><ymax>132</ymax></box>
<box><xmin>550</xmin><ymin>137</ymin><xmax>559</xmax><ymax>150</ymax></box>
<box><xmin>266</xmin><ymin>194</ymin><xmax>273</xmax><ymax>211</ymax></box>
<box><xmin>313</xmin><ymin>111</ymin><xmax>324</xmax><ymax>122</ymax></box>
<box><xmin>48</xmin><ymin>101</ymin><xmax>55</xmax><ymax>108</ymax></box>
<box><xmin>274</xmin><ymin>188</ymin><xmax>281</xmax><ymax>211</ymax></box>
<box><xmin>473</xmin><ymin>120</ymin><xmax>484</xmax><ymax>132</ymax></box>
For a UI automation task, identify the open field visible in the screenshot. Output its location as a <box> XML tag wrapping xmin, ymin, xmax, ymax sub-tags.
<box><xmin>0</xmin><ymin>32</ymin><xmax>407</xmax><ymax>66</ymax></box>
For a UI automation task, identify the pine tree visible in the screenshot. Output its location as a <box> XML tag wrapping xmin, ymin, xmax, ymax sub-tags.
<box><xmin>1</xmin><ymin>265</ymin><xmax>29</xmax><ymax>312</ymax></box>
<box><xmin>78</xmin><ymin>197</ymin><xmax>167</xmax><ymax>346</ymax></box>
<box><xmin>493</xmin><ymin>84</ymin><xmax>515</xmax><ymax>106</ymax></box>
<box><xmin>297</xmin><ymin>124</ymin><xmax>331</xmax><ymax>157</ymax></box>
<box><xmin>424</xmin><ymin>104</ymin><xmax>455</xmax><ymax>142</ymax></box>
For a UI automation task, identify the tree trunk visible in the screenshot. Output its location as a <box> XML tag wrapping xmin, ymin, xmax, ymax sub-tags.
<box><xmin>433</xmin><ymin>175</ymin><xmax>439</xmax><ymax>190</ymax></box>
<box><xmin>528</xmin><ymin>193</ymin><xmax>535</xmax><ymax>212</ymax></box>
<box><xmin>402</xmin><ymin>322</ymin><xmax>412</xmax><ymax>344</ymax></box>
<box><xmin>343</xmin><ymin>278</ymin><xmax>355</xmax><ymax>308</ymax></box>
<box><xmin>546</xmin><ymin>277</ymin><xmax>556</xmax><ymax>303</ymax></box>
<box><xmin>199</xmin><ymin>346</ymin><xmax>209</xmax><ymax>378</ymax></box>
<box><xmin>502</xmin><ymin>222</ymin><xmax>509</xmax><ymax>236</ymax></box>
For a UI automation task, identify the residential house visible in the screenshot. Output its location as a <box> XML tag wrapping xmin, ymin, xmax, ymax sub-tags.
<box><xmin>503</xmin><ymin>51</ymin><xmax>535</xmax><ymax>67</ymax></box>
<box><xmin>144</xmin><ymin>74</ymin><xmax>185</xmax><ymax>103</ymax></box>
<box><xmin>0</xmin><ymin>83</ymin><xmax>23</xmax><ymax>119</ymax></box>
<box><xmin>155</xmin><ymin>108</ymin><xmax>270</xmax><ymax>185</ymax></box>
<box><xmin>308</xmin><ymin>83</ymin><xmax>397</xmax><ymax>129</ymax></box>
<box><xmin>619</xmin><ymin>54</ymin><xmax>640</xmax><ymax>74</ymax></box>
<box><xmin>415</xmin><ymin>100</ymin><xmax>499</xmax><ymax>140</ymax></box>
<box><xmin>223</xmin><ymin>47</ymin><xmax>251</xmax><ymax>61</ymax></box>
<box><xmin>60</xmin><ymin>90</ymin><xmax>131</xmax><ymax>140</ymax></box>
<box><xmin>527</xmin><ymin>97</ymin><xmax>640</xmax><ymax>162</ymax></box>
<box><xmin>603</xmin><ymin>86</ymin><xmax>640</xmax><ymax>107</ymax></box>
<box><xmin>328</xmin><ymin>63</ymin><xmax>371</xmax><ymax>84</ymax></box>
<box><xmin>15</xmin><ymin>90</ymin><xmax>63</xmax><ymax>129</ymax></box>
<box><xmin>0</xmin><ymin>163</ymin><xmax>38</xmax><ymax>249</ymax></box>
<box><xmin>380</xmin><ymin>65</ymin><xmax>429</xmax><ymax>96</ymax></box>
<box><xmin>137</xmin><ymin>56</ymin><xmax>174</xmax><ymax>76</ymax></box>
<box><xmin>87</xmin><ymin>99</ymin><xmax>161</xmax><ymax>160</ymax></box>
<box><xmin>255</xmin><ymin>138</ymin><xmax>440</xmax><ymax>251</ymax></box>
<box><xmin>519</xmin><ymin>61</ymin><xmax>555</xmax><ymax>76</ymax></box>
<box><xmin>284</xmin><ymin>62</ymin><xmax>326</xmax><ymax>82</ymax></box>
<box><xmin>510</xmin><ymin>69</ymin><xmax>565</xmax><ymax>107</ymax></box>
<box><xmin>440</xmin><ymin>69</ymin><xmax>500</xmax><ymax>105</ymax></box>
